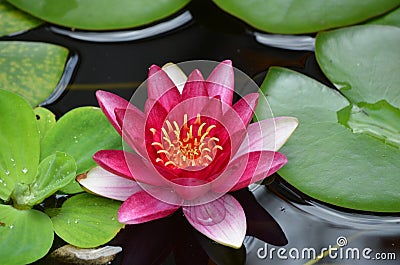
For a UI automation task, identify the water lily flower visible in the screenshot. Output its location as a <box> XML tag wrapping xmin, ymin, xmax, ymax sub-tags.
<box><xmin>78</xmin><ymin>60</ymin><xmax>298</xmax><ymax>248</ymax></box>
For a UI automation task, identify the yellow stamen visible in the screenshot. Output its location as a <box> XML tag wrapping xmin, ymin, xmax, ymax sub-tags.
<box><xmin>200</xmin><ymin>132</ymin><xmax>209</xmax><ymax>143</ymax></box>
<box><xmin>157</xmin><ymin>150</ymin><xmax>170</xmax><ymax>155</ymax></box>
<box><xmin>163</xmin><ymin>137</ymin><xmax>172</xmax><ymax>146</ymax></box>
<box><xmin>195</xmin><ymin>113</ymin><xmax>201</xmax><ymax>124</ymax></box>
<box><xmin>150</xmin><ymin>113</ymin><xmax>222</xmax><ymax>169</ymax></box>
<box><xmin>165</xmin><ymin>161</ymin><xmax>177</xmax><ymax>167</ymax></box>
<box><xmin>183</xmin><ymin>114</ymin><xmax>188</xmax><ymax>129</ymax></box>
<box><xmin>151</xmin><ymin>142</ymin><xmax>163</xmax><ymax>148</ymax></box>
<box><xmin>206</xmin><ymin>125</ymin><xmax>216</xmax><ymax>133</ymax></box>
<box><xmin>198</xmin><ymin>122</ymin><xmax>206</xmax><ymax>136</ymax></box>
<box><xmin>165</xmin><ymin>120</ymin><xmax>173</xmax><ymax>132</ymax></box>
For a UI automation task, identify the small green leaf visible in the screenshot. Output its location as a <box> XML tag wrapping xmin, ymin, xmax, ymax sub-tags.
<box><xmin>0</xmin><ymin>41</ymin><xmax>69</xmax><ymax>106</ymax></box>
<box><xmin>12</xmin><ymin>152</ymin><xmax>76</xmax><ymax>207</ymax></box>
<box><xmin>7</xmin><ymin>0</ymin><xmax>190</xmax><ymax>30</ymax></box>
<box><xmin>34</xmin><ymin>107</ymin><xmax>56</xmax><ymax>142</ymax></box>
<box><xmin>212</xmin><ymin>0</ymin><xmax>399</xmax><ymax>34</ymax></box>
<box><xmin>52</xmin><ymin>193</ymin><xmax>123</xmax><ymax>248</ymax></box>
<box><xmin>0</xmin><ymin>89</ymin><xmax>39</xmax><ymax>201</ymax></box>
<box><xmin>0</xmin><ymin>204</ymin><xmax>53</xmax><ymax>265</ymax></box>
<box><xmin>0</xmin><ymin>0</ymin><xmax>43</xmax><ymax>37</ymax></box>
<box><xmin>40</xmin><ymin>107</ymin><xmax>122</xmax><ymax>193</ymax></box>
<box><xmin>367</xmin><ymin>7</ymin><xmax>400</xmax><ymax>27</ymax></box>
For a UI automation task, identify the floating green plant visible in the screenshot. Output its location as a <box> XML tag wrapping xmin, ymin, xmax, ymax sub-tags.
<box><xmin>257</xmin><ymin>25</ymin><xmax>400</xmax><ymax>212</ymax></box>
<box><xmin>0</xmin><ymin>90</ymin><xmax>123</xmax><ymax>265</ymax></box>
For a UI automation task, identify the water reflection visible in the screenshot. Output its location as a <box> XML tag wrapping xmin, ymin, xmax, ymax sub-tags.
<box><xmin>245</xmin><ymin>179</ymin><xmax>400</xmax><ymax>264</ymax></box>
<box><xmin>107</xmin><ymin>189</ymin><xmax>287</xmax><ymax>265</ymax></box>
<box><xmin>40</xmin><ymin>53</ymin><xmax>79</xmax><ymax>106</ymax></box>
<box><xmin>49</xmin><ymin>11</ymin><xmax>193</xmax><ymax>43</ymax></box>
<box><xmin>254</xmin><ymin>32</ymin><xmax>315</xmax><ymax>51</ymax></box>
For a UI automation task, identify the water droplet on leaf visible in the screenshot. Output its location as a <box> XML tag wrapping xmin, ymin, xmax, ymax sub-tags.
<box><xmin>22</xmin><ymin>168</ymin><xmax>28</xmax><ymax>174</ymax></box>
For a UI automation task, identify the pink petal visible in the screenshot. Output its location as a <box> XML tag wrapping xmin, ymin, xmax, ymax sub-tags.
<box><xmin>114</xmin><ymin>107</ymin><xmax>147</xmax><ymax>158</ymax></box>
<box><xmin>183</xmin><ymin>194</ymin><xmax>246</xmax><ymax>248</ymax></box>
<box><xmin>144</xmin><ymin>99</ymin><xmax>168</xmax><ymax>131</ymax></box>
<box><xmin>206</xmin><ymin>60</ymin><xmax>234</xmax><ymax>106</ymax></box>
<box><xmin>232</xmin><ymin>93</ymin><xmax>259</xmax><ymax>126</ymax></box>
<box><xmin>235</xmin><ymin>116</ymin><xmax>299</xmax><ymax>158</ymax></box>
<box><xmin>96</xmin><ymin>90</ymin><xmax>129</xmax><ymax>134</ymax></box>
<box><xmin>162</xmin><ymin>62</ymin><xmax>187</xmax><ymax>93</ymax></box>
<box><xmin>148</xmin><ymin>65</ymin><xmax>181</xmax><ymax>111</ymax></box>
<box><xmin>199</xmin><ymin>95</ymin><xmax>223</xmax><ymax>121</ymax></box>
<box><xmin>181</xmin><ymin>69</ymin><xmax>208</xmax><ymax>101</ymax></box>
<box><xmin>230</xmin><ymin>151</ymin><xmax>287</xmax><ymax>191</ymax></box>
<box><xmin>77</xmin><ymin>166</ymin><xmax>142</xmax><ymax>201</ymax></box>
<box><xmin>218</xmin><ymin>106</ymin><xmax>249</xmax><ymax>156</ymax></box>
<box><xmin>118</xmin><ymin>190</ymin><xmax>180</xmax><ymax>224</ymax></box>
<box><xmin>93</xmin><ymin>150</ymin><xmax>133</xmax><ymax>179</ymax></box>
<box><xmin>169</xmin><ymin>177</ymin><xmax>211</xmax><ymax>202</ymax></box>
<box><xmin>93</xmin><ymin>150</ymin><xmax>167</xmax><ymax>186</ymax></box>
<box><xmin>210</xmin><ymin>152</ymin><xmax>252</xmax><ymax>193</ymax></box>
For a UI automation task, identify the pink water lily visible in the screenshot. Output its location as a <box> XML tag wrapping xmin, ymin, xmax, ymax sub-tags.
<box><xmin>78</xmin><ymin>60</ymin><xmax>298</xmax><ymax>248</ymax></box>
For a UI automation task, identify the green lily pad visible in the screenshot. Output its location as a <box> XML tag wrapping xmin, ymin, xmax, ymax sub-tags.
<box><xmin>12</xmin><ymin>152</ymin><xmax>76</xmax><ymax>207</ymax></box>
<box><xmin>6</xmin><ymin>0</ymin><xmax>190</xmax><ymax>30</ymax></box>
<box><xmin>0</xmin><ymin>41</ymin><xmax>69</xmax><ymax>106</ymax></box>
<box><xmin>367</xmin><ymin>7</ymin><xmax>400</xmax><ymax>27</ymax></box>
<box><xmin>0</xmin><ymin>204</ymin><xmax>53</xmax><ymax>265</ymax></box>
<box><xmin>34</xmin><ymin>107</ymin><xmax>56</xmax><ymax>142</ymax></box>
<box><xmin>40</xmin><ymin>107</ymin><xmax>122</xmax><ymax>193</ymax></box>
<box><xmin>0</xmin><ymin>89</ymin><xmax>39</xmax><ymax>201</ymax></box>
<box><xmin>51</xmin><ymin>193</ymin><xmax>123</xmax><ymax>248</ymax></box>
<box><xmin>316</xmin><ymin>25</ymin><xmax>400</xmax><ymax>107</ymax></box>
<box><xmin>212</xmin><ymin>0</ymin><xmax>399</xmax><ymax>34</ymax></box>
<box><xmin>0</xmin><ymin>0</ymin><xmax>43</xmax><ymax>37</ymax></box>
<box><xmin>257</xmin><ymin>25</ymin><xmax>400</xmax><ymax>212</ymax></box>
<box><xmin>258</xmin><ymin>67</ymin><xmax>400</xmax><ymax>212</ymax></box>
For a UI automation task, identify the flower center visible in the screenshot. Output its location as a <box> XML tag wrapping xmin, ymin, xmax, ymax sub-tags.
<box><xmin>151</xmin><ymin>114</ymin><xmax>223</xmax><ymax>168</ymax></box>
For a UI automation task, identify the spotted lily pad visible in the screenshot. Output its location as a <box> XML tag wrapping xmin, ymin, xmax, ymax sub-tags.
<box><xmin>0</xmin><ymin>0</ymin><xmax>43</xmax><ymax>37</ymax></box>
<box><xmin>51</xmin><ymin>193</ymin><xmax>123</xmax><ymax>248</ymax></box>
<box><xmin>6</xmin><ymin>0</ymin><xmax>190</xmax><ymax>30</ymax></box>
<box><xmin>0</xmin><ymin>204</ymin><xmax>53</xmax><ymax>265</ymax></box>
<box><xmin>212</xmin><ymin>0</ymin><xmax>400</xmax><ymax>34</ymax></box>
<box><xmin>257</xmin><ymin>25</ymin><xmax>400</xmax><ymax>212</ymax></box>
<box><xmin>0</xmin><ymin>41</ymin><xmax>69</xmax><ymax>106</ymax></box>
